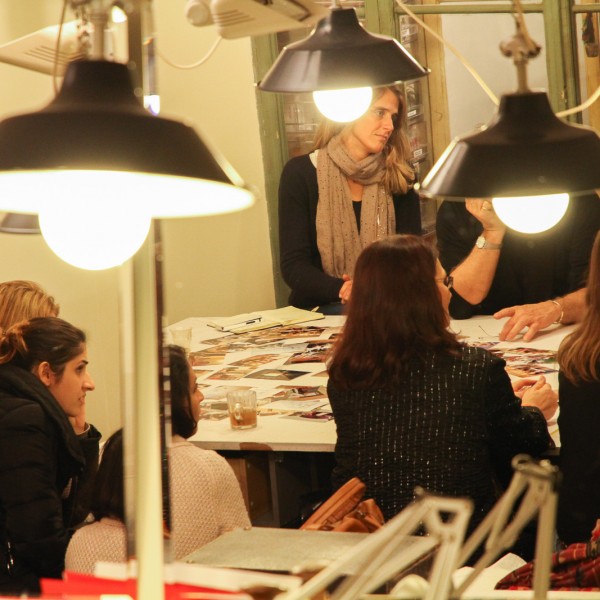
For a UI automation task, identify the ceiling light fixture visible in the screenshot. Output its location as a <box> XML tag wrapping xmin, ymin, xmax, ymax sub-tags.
<box><xmin>419</xmin><ymin>0</ymin><xmax>600</xmax><ymax>234</ymax></box>
<box><xmin>258</xmin><ymin>5</ymin><xmax>429</xmax><ymax>122</ymax></box>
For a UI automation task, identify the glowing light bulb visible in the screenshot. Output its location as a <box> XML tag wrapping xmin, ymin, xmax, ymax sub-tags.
<box><xmin>39</xmin><ymin>194</ymin><xmax>152</xmax><ymax>270</ymax></box>
<box><xmin>313</xmin><ymin>87</ymin><xmax>373</xmax><ymax>122</ymax></box>
<box><xmin>492</xmin><ymin>193</ymin><xmax>569</xmax><ymax>234</ymax></box>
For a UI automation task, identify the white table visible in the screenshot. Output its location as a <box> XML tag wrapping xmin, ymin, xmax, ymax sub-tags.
<box><xmin>173</xmin><ymin>315</ymin><xmax>344</xmax><ymax>453</ymax></box>
<box><xmin>168</xmin><ymin>314</ymin><xmax>571</xmax><ymax>525</ymax></box>
<box><xmin>170</xmin><ymin>314</ymin><xmax>570</xmax><ymax>453</ymax></box>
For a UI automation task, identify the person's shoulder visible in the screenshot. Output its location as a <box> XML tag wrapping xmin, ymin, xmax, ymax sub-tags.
<box><xmin>170</xmin><ymin>440</ymin><xmax>224</xmax><ymax>465</ymax></box>
<box><xmin>436</xmin><ymin>199</ymin><xmax>470</xmax><ymax>220</ymax></box>
<box><xmin>282</xmin><ymin>153</ymin><xmax>315</xmax><ymax>176</ymax></box>
<box><xmin>0</xmin><ymin>391</ymin><xmax>45</xmax><ymax>425</ymax></box>
<box><xmin>452</xmin><ymin>344</ymin><xmax>498</xmax><ymax>368</ymax></box>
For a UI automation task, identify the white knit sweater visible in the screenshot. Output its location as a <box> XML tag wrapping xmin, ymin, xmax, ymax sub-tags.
<box><xmin>65</xmin><ymin>437</ymin><xmax>250</xmax><ymax>574</ymax></box>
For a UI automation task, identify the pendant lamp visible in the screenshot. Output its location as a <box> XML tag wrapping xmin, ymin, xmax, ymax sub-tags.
<box><xmin>258</xmin><ymin>6</ymin><xmax>428</xmax><ymax>122</ymax></box>
<box><xmin>258</xmin><ymin>7</ymin><xmax>428</xmax><ymax>92</ymax></box>
<box><xmin>419</xmin><ymin>6</ymin><xmax>600</xmax><ymax>234</ymax></box>
<box><xmin>420</xmin><ymin>91</ymin><xmax>600</xmax><ymax>199</ymax></box>
<box><xmin>0</xmin><ymin>59</ymin><xmax>254</xmax><ymax>269</ymax></box>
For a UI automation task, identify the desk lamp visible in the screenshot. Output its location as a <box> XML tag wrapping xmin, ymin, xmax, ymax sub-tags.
<box><xmin>276</xmin><ymin>456</ymin><xmax>559</xmax><ymax>600</ymax></box>
<box><xmin>455</xmin><ymin>455</ymin><xmax>560</xmax><ymax>599</ymax></box>
<box><xmin>0</xmin><ymin>2</ymin><xmax>253</xmax><ymax>599</ymax></box>
<box><xmin>279</xmin><ymin>491</ymin><xmax>473</xmax><ymax>600</ymax></box>
<box><xmin>258</xmin><ymin>2</ymin><xmax>429</xmax><ymax>122</ymax></box>
<box><xmin>0</xmin><ymin>1</ymin><xmax>254</xmax><ymax>270</ymax></box>
<box><xmin>419</xmin><ymin>0</ymin><xmax>600</xmax><ymax>234</ymax></box>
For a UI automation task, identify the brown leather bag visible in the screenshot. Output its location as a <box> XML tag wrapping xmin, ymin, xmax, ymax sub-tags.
<box><xmin>300</xmin><ymin>477</ymin><xmax>385</xmax><ymax>533</ymax></box>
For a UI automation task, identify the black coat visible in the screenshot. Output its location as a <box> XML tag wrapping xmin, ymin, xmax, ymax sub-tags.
<box><xmin>0</xmin><ymin>364</ymin><xmax>99</xmax><ymax>594</ymax></box>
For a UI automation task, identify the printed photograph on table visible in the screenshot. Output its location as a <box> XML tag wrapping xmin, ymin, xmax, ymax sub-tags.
<box><xmin>283</xmin><ymin>410</ymin><xmax>334</xmax><ymax>422</ymax></box>
<box><xmin>271</xmin><ymin>385</ymin><xmax>327</xmax><ymax>400</ymax></box>
<box><xmin>229</xmin><ymin>354</ymin><xmax>282</xmax><ymax>368</ymax></box>
<box><xmin>247</xmin><ymin>325</ymin><xmax>329</xmax><ymax>345</ymax></box>
<box><xmin>284</xmin><ymin>342</ymin><xmax>334</xmax><ymax>364</ymax></box>
<box><xmin>489</xmin><ymin>347</ymin><xmax>558</xmax><ymax>377</ymax></box>
<box><xmin>466</xmin><ymin>340</ymin><xmax>500</xmax><ymax>351</ymax></box>
<box><xmin>201</xmin><ymin>384</ymin><xmax>254</xmax><ymax>399</ymax></box>
<box><xmin>189</xmin><ymin>349</ymin><xmax>228</xmax><ymax>367</ymax></box>
<box><xmin>208</xmin><ymin>366</ymin><xmax>256</xmax><ymax>381</ymax></box>
<box><xmin>247</xmin><ymin>368</ymin><xmax>307</xmax><ymax>381</ymax></box>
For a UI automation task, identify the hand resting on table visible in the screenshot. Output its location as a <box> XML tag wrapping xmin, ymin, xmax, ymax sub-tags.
<box><xmin>494</xmin><ymin>300</ymin><xmax>559</xmax><ymax>342</ymax></box>
<box><xmin>518</xmin><ymin>375</ymin><xmax>558</xmax><ymax>421</ymax></box>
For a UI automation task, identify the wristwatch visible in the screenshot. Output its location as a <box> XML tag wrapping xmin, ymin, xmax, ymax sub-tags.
<box><xmin>475</xmin><ymin>235</ymin><xmax>502</xmax><ymax>250</ymax></box>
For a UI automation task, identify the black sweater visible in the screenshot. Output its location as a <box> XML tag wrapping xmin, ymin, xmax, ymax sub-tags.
<box><xmin>279</xmin><ymin>154</ymin><xmax>422</xmax><ymax>309</ymax></box>
<box><xmin>0</xmin><ymin>365</ymin><xmax>100</xmax><ymax>594</ymax></box>
<box><xmin>556</xmin><ymin>370</ymin><xmax>600</xmax><ymax>544</ymax></box>
<box><xmin>328</xmin><ymin>346</ymin><xmax>550</xmax><ymax>535</ymax></box>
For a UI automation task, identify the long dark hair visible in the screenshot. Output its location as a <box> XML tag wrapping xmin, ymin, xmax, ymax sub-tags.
<box><xmin>169</xmin><ymin>345</ymin><xmax>197</xmax><ymax>439</ymax></box>
<box><xmin>559</xmin><ymin>230</ymin><xmax>600</xmax><ymax>382</ymax></box>
<box><xmin>0</xmin><ymin>316</ymin><xmax>86</xmax><ymax>377</ymax></box>
<box><xmin>328</xmin><ymin>234</ymin><xmax>460</xmax><ymax>389</ymax></box>
<box><xmin>90</xmin><ymin>429</ymin><xmax>125</xmax><ymax>521</ymax></box>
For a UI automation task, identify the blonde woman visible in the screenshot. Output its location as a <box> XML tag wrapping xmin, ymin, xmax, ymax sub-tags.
<box><xmin>0</xmin><ymin>280</ymin><xmax>59</xmax><ymax>331</ymax></box>
<box><xmin>278</xmin><ymin>85</ymin><xmax>421</xmax><ymax>314</ymax></box>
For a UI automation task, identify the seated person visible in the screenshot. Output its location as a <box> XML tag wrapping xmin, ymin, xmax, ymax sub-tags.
<box><xmin>279</xmin><ymin>85</ymin><xmax>421</xmax><ymax>314</ymax></box>
<box><xmin>556</xmin><ymin>231</ymin><xmax>600</xmax><ymax>545</ymax></box>
<box><xmin>327</xmin><ymin>234</ymin><xmax>555</xmax><ymax>551</ymax></box>
<box><xmin>0</xmin><ymin>280</ymin><xmax>99</xmax><ymax>526</ymax></box>
<box><xmin>0</xmin><ymin>318</ymin><xmax>97</xmax><ymax>594</ymax></box>
<box><xmin>66</xmin><ymin>345</ymin><xmax>250</xmax><ymax>573</ymax></box>
<box><xmin>436</xmin><ymin>194</ymin><xmax>600</xmax><ymax>330</ymax></box>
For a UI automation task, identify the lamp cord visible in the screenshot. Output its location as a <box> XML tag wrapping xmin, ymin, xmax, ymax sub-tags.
<box><xmin>394</xmin><ymin>0</ymin><xmax>499</xmax><ymax>106</ymax></box>
<box><xmin>156</xmin><ymin>35</ymin><xmax>222</xmax><ymax>70</ymax></box>
<box><xmin>53</xmin><ymin>0</ymin><xmax>70</xmax><ymax>95</ymax></box>
<box><xmin>395</xmin><ymin>0</ymin><xmax>600</xmax><ymax>119</ymax></box>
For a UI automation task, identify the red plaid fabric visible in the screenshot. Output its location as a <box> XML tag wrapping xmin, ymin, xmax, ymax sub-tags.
<box><xmin>496</xmin><ymin>521</ymin><xmax>600</xmax><ymax>591</ymax></box>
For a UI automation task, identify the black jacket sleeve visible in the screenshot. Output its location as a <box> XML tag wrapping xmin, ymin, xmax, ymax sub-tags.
<box><xmin>483</xmin><ymin>354</ymin><xmax>551</xmax><ymax>487</ymax></box>
<box><xmin>68</xmin><ymin>424</ymin><xmax>102</xmax><ymax>528</ymax></box>
<box><xmin>564</xmin><ymin>193</ymin><xmax>600</xmax><ymax>292</ymax></box>
<box><xmin>436</xmin><ymin>200</ymin><xmax>482</xmax><ymax>319</ymax></box>
<box><xmin>0</xmin><ymin>403</ymin><xmax>71</xmax><ymax>582</ymax></box>
<box><xmin>327</xmin><ymin>381</ymin><xmax>358</xmax><ymax>490</ymax></box>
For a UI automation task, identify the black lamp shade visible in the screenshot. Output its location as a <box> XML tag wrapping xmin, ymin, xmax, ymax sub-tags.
<box><xmin>258</xmin><ymin>8</ymin><xmax>429</xmax><ymax>92</ymax></box>
<box><xmin>420</xmin><ymin>91</ymin><xmax>600</xmax><ymax>198</ymax></box>
<box><xmin>0</xmin><ymin>60</ymin><xmax>243</xmax><ymax>184</ymax></box>
<box><xmin>0</xmin><ymin>59</ymin><xmax>253</xmax><ymax>218</ymax></box>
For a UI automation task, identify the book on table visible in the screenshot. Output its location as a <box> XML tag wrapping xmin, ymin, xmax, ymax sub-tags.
<box><xmin>207</xmin><ymin>306</ymin><xmax>324</xmax><ymax>334</ymax></box>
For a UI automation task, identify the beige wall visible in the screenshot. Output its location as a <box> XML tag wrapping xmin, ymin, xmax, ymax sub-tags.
<box><xmin>0</xmin><ymin>1</ymin><xmax>274</xmax><ymax>438</ymax></box>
